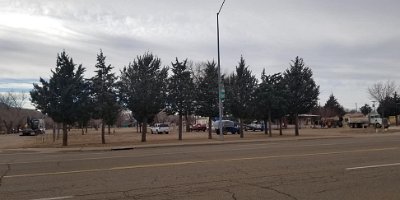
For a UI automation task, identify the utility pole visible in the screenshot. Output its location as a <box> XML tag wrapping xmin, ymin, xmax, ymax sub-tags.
<box><xmin>396</xmin><ymin>103</ymin><xmax>400</xmax><ymax>126</ymax></box>
<box><xmin>217</xmin><ymin>0</ymin><xmax>226</xmax><ymax>140</ymax></box>
<box><xmin>371</xmin><ymin>101</ymin><xmax>377</xmax><ymax>112</ymax></box>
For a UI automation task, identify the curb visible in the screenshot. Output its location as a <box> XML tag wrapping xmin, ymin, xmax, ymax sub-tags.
<box><xmin>5</xmin><ymin>135</ymin><xmax>354</xmax><ymax>154</ymax></box>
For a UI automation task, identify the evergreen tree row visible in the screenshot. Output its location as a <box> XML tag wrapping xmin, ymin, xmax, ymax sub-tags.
<box><xmin>31</xmin><ymin>50</ymin><xmax>320</xmax><ymax>146</ymax></box>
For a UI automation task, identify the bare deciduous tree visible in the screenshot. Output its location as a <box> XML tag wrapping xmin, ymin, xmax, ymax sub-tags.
<box><xmin>0</xmin><ymin>92</ymin><xmax>27</xmax><ymax>134</ymax></box>
<box><xmin>368</xmin><ymin>81</ymin><xmax>398</xmax><ymax>128</ymax></box>
<box><xmin>368</xmin><ymin>80</ymin><xmax>397</xmax><ymax>102</ymax></box>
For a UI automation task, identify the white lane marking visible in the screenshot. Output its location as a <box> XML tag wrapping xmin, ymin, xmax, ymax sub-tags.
<box><xmin>5</xmin><ymin>147</ymin><xmax>397</xmax><ymax>178</ymax></box>
<box><xmin>236</xmin><ymin>142</ymin><xmax>279</xmax><ymax>147</ymax></box>
<box><xmin>0</xmin><ymin>139</ymin><xmax>398</xmax><ymax>165</ymax></box>
<box><xmin>346</xmin><ymin>162</ymin><xmax>400</xmax><ymax>171</ymax></box>
<box><xmin>0</xmin><ymin>144</ymin><xmax>282</xmax><ymax>165</ymax></box>
<box><xmin>0</xmin><ymin>151</ymin><xmax>107</xmax><ymax>156</ymax></box>
<box><xmin>30</xmin><ymin>196</ymin><xmax>74</xmax><ymax>200</ymax></box>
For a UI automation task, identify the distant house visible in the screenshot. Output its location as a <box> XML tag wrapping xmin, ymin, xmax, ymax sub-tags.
<box><xmin>298</xmin><ymin>114</ymin><xmax>320</xmax><ymax>128</ymax></box>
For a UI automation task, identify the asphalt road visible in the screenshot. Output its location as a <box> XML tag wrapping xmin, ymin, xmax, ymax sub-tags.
<box><xmin>1</xmin><ymin>135</ymin><xmax>400</xmax><ymax>200</ymax></box>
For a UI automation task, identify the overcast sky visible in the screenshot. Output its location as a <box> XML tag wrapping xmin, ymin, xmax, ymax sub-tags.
<box><xmin>1</xmin><ymin>0</ymin><xmax>399</xmax><ymax>110</ymax></box>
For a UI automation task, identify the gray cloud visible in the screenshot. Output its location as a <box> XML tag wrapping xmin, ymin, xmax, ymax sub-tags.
<box><xmin>1</xmin><ymin>0</ymin><xmax>399</xmax><ymax>109</ymax></box>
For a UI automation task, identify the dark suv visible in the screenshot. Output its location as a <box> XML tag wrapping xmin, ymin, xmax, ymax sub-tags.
<box><xmin>190</xmin><ymin>124</ymin><xmax>207</xmax><ymax>132</ymax></box>
<box><xmin>213</xmin><ymin>120</ymin><xmax>240</xmax><ymax>134</ymax></box>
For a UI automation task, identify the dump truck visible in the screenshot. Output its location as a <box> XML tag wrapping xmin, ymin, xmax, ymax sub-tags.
<box><xmin>346</xmin><ymin>112</ymin><xmax>389</xmax><ymax>128</ymax></box>
<box><xmin>21</xmin><ymin>118</ymin><xmax>45</xmax><ymax>136</ymax></box>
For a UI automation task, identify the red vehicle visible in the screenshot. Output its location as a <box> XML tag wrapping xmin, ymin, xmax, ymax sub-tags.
<box><xmin>190</xmin><ymin>124</ymin><xmax>207</xmax><ymax>132</ymax></box>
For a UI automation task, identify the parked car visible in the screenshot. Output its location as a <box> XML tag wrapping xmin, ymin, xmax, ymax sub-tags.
<box><xmin>212</xmin><ymin>120</ymin><xmax>239</xmax><ymax>134</ymax></box>
<box><xmin>190</xmin><ymin>124</ymin><xmax>207</xmax><ymax>132</ymax></box>
<box><xmin>150</xmin><ymin>123</ymin><xmax>169</xmax><ymax>134</ymax></box>
<box><xmin>244</xmin><ymin>121</ymin><xmax>265</xmax><ymax>131</ymax></box>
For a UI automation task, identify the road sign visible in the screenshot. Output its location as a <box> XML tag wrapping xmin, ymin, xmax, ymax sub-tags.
<box><xmin>219</xmin><ymin>87</ymin><xmax>225</xmax><ymax>100</ymax></box>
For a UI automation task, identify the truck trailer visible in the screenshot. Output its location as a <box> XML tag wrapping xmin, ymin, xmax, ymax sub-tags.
<box><xmin>346</xmin><ymin>112</ymin><xmax>389</xmax><ymax>128</ymax></box>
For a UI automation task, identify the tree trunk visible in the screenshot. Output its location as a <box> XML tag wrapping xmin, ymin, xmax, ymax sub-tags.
<box><xmin>179</xmin><ymin>114</ymin><xmax>183</xmax><ymax>140</ymax></box>
<box><xmin>85</xmin><ymin>126</ymin><xmax>88</xmax><ymax>134</ymax></box>
<box><xmin>295</xmin><ymin>114</ymin><xmax>299</xmax><ymax>136</ymax></box>
<box><xmin>3</xmin><ymin>120</ymin><xmax>12</xmax><ymax>134</ymax></box>
<box><xmin>108</xmin><ymin>125</ymin><xmax>111</xmax><ymax>135</ymax></box>
<box><xmin>52</xmin><ymin>124</ymin><xmax>56</xmax><ymax>142</ymax></box>
<box><xmin>268</xmin><ymin>110</ymin><xmax>272</xmax><ymax>137</ymax></box>
<box><xmin>208</xmin><ymin>117</ymin><xmax>212</xmax><ymax>139</ymax></box>
<box><xmin>382</xmin><ymin>109</ymin><xmax>385</xmax><ymax>130</ymax></box>
<box><xmin>185</xmin><ymin>113</ymin><xmax>190</xmax><ymax>132</ymax></box>
<box><xmin>101</xmin><ymin>121</ymin><xmax>105</xmax><ymax>144</ymax></box>
<box><xmin>279</xmin><ymin>118</ymin><xmax>283</xmax><ymax>136</ymax></box>
<box><xmin>57</xmin><ymin>123</ymin><xmax>60</xmax><ymax>140</ymax></box>
<box><xmin>264</xmin><ymin>117</ymin><xmax>268</xmax><ymax>135</ymax></box>
<box><xmin>142</xmin><ymin>119</ymin><xmax>147</xmax><ymax>142</ymax></box>
<box><xmin>62</xmin><ymin>123</ymin><xmax>68</xmax><ymax>146</ymax></box>
<box><xmin>239</xmin><ymin>118</ymin><xmax>244</xmax><ymax>138</ymax></box>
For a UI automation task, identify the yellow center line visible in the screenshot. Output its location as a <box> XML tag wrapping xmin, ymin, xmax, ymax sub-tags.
<box><xmin>4</xmin><ymin>147</ymin><xmax>397</xmax><ymax>179</ymax></box>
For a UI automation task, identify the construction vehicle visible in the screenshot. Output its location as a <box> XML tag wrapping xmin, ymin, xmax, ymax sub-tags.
<box><xmin>345</xmin><ymin>112</ymin><xmax>389</xmax><ymax>128</ymax></box>
<box><xmin>21</xmin><ymin>118</ymin><xmax>45</xmax><ymax>136</ymax></box>
<box><xmin>322</xmin><ymin>116</ymin><xmax>343</xmax><ymax>128</ymax></box>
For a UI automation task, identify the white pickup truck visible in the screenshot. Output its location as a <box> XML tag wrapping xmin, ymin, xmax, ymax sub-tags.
<box><xmin>150</xmin><ymin>123</ymin><xmax>169</xmax><ymax>134</ymax></box>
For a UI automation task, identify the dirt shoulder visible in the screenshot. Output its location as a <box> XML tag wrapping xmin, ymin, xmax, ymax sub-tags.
<box><xmin>1</xmin><ymin>126</ymin><xmax>399</xmax><ymax>150</ymax></box>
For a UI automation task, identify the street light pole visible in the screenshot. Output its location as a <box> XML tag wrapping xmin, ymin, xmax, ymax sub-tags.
<box><xmin>217</xmin><ymin>0</ymin><xmax>225</xmax><ymax>140</ymax></box>
<box><xmin>396</xmin><ymin>103</ymin><xmax>400</xmax><ymax>126</ymax></box>
<box><xmin>371</xmin><ymin>101</ymin><xmax>376</xmax><ymax>112</ymax></box>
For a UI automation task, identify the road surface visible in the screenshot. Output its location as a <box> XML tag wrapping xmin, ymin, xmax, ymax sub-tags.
<box><xmin>1</xmin><ymin>134</ymin><xmax>400</xmax><ymax>199</ymax></box>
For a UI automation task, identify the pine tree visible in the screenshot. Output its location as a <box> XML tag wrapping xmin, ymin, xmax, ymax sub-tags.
<box><xmin>282</xmin><ymin>57</ymin><xmax>319</xmax><ymax>136</ymax></box>
<box><xmin>166</xmin><ymin>58</ymin><xmax>195</xmax><ymax>140</ymax></box>
<box><xmin>30</xmin><ymin>50</ymin><xmax>86</xmax><ymax>146</ymax></box>
<box><xmin>323</xmin><ymin>94</ymin><xmax>345</xmax><ymax>118</ymax></box>
<box><xmin>76</xmin><ymin>80</ymin><xmax>93</xmax><ymax>135</ymax></box>
<box><xmin>91</xmin><ymin>50</ymin><xmax>120</xmax><ymax>144</ymax></box>
<box><xmin>360</xmin><ymin>104</ymin><xmax>372</xmax><ymax>116</ymax></box>
<box><xmin>377</xmin><ymin>92</ymin><xmax>399</xmax><ymax>118</ymax></box>
<box><xmin>225</xmin><ymin>56</ymin><xmax>258</xmax><ymax>138</ymax></box>
<box><xmin>255</xmin><ymin>70</ymin><xmax>287</xmax><ymax>136</ymax></box>
<box><xmin>119</xmin><ymin>52</ymin><xmax>168</xmax><ymax>142</ymax></box>
<box><xmin>194</xmin><ymin>61</ymin><xmax>219</xmax><ymax>139</ymax></box>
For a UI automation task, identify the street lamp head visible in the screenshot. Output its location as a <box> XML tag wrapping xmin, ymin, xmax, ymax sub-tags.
<box><xmin>218</xmin><ymin>0</ymin><xmax>226</xmax><ymax>14</ymax></box>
